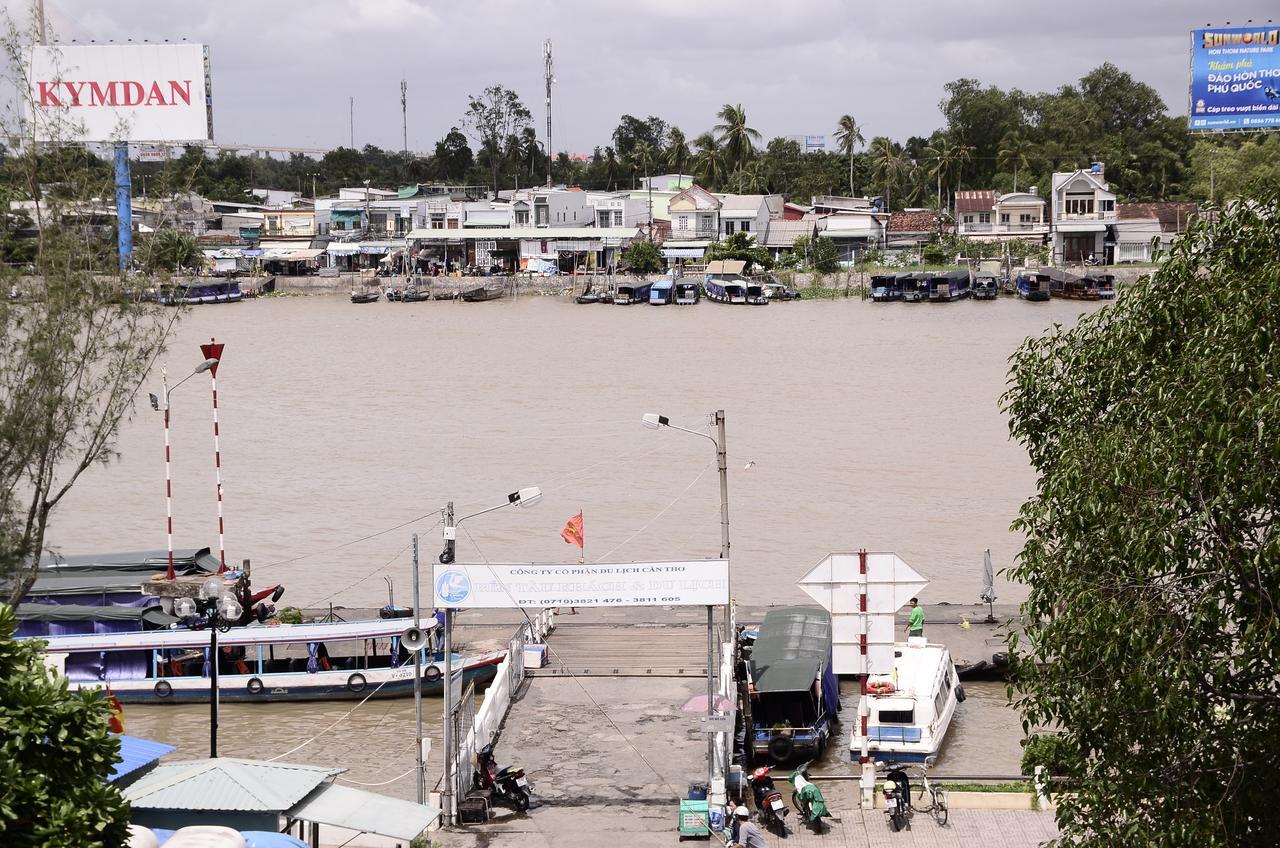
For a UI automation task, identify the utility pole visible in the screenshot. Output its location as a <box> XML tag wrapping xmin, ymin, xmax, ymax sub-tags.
<box><xmin>401</xmin><ymin>79</ymin><xmax>408</xmax><ymax>155</ymax></box>
<box><xmin>412</xmin><ymin>534</ymin><xmax>425</xmax><ymax>805</ymax></box>
<box><xmin>442</xmin><ymin>501</ymin><xmax>456</xmax><ymax>827</ymax></box>
<box><xmin>349</xmin><ymin>96</ymin><xmax>355</xmax><ymax>149</ymax></box>
<box><xmin>712</xmin><ymin>409</ymin><xmax>730</xmax><ymax>804</ymax></box>
<box><xmin>32</xmin><ymin>0</ymin><xmax>46</xmax><ymax>44</ymax></box>
<box><xmin>544</xmin><ymin>39</ymin><xmax>554</xmax><ymax>188</ymax></box>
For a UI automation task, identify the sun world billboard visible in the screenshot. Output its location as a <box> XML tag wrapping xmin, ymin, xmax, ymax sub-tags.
<box><xmin>27</xmin><ymin>44</ymin><xmax>212</xmax><ymax>142</ymax></box>
<box><xmin>1190</xmin><ymin>27</ymin><xmax>1280</xmax><ymax>132</ymax></box>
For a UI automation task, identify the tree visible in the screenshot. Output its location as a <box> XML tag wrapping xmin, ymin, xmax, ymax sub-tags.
<box><xmin>834</xmin><ymin>114</ymin><xmax>865</xmax><ymax>196</ymax></box>
<box><xmin>628</xmin><ymin>140</ymin><xmax>655</xmax><ymax>189</ymax></box>
<box><xmin>790</xmin><ymin>234</ymin><xmax>840</xmax><ymax>273</ymax></box>
<box><xmin>621</xmin><ymin>239</ymin><xmax>663</xmax><ymax>274</ymax></box>
<box><xmin>714</xmin><ymin>103</ymin><xmax>761</xmax><ymax>174</ymax></box>
<box><xmin>433</xmin><ymin>127</ymin><xmax>474</xmax><ymax>182</ymax></box>
<box><xmin>997</xmin><ymin>132</ymin><xmax>1032</xmax><ymax>193</ymax></box>
<box><xmin>665</xmin><ymin>127</ymin><xmax>690</xmax><ymax>176</ymax></box>
<box><xmin>0</xmin><ymin>604</ymin><xmax>132</xmax><ymax>846</ymax></box>
<box><xmin>868</xmin><ymin>137</ymin><xmax>907</xmax><ymax>211</ymax></box>
<box><xmin>139</xmin><ymin>229</ymin><xmax>201</xmax><ymax>273</ymax></box>
<box><xmin>461</xmin><ymin>84</ymin><xmax>532</xmax><ymax>193</ymax></box>
<box><xmin>923</xmin><ymin>134</ymin><xmax>973</xmax><ymax>212</ymax></box>
<box><xmin>693</xmin><ymin>132</ymin><xmax>724</xmax><ymax>190</ymax></box>
<box><xmin>611</xmin><ymin>114</ymin><xmax>668</xmax><ymax>163</ymax></box>
<box><xmin>705</xmin><ymin>232</ymin><xmax>772</xmax><ymax>274</ymax></box>
<box><xmin>1002</xmin><ymin>192</ymin><xmax>1280</xmax><ymax>846</ymax></box>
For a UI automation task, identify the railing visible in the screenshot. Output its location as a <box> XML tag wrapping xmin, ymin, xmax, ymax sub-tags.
<box><xmin>1059</xmin><ymin>211</ymin><xmax>1114</xmax><ymax>221</ymax></box>
<box><xmin>670</xmin><ymin>227</ymin><xmax>719</xmax><ymax>240</ymax></box>
<box><xmin>959</xmin><ymin>222</ymin><xmax>1047</xmax><ymax>234</ymax></box>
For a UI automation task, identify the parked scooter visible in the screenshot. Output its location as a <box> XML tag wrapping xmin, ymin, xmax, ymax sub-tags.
<box><xmin>789</xmin><ymin>763</ymin><xmax>830</xmax><ymax>831</ymax></box>
<box><xmin>882</xmin><ymin>768</ymin><xmax>912</xmax><ymax>832</ymax></box>
<box><xmin>475</xmin><ymin>744</ymin><xmax>532</xmax><ymax>811</ymax></box>
<box><xmin>746</xmin><ymin>765</ymin><xmax>788</xmax><ymax>835</ymax></box>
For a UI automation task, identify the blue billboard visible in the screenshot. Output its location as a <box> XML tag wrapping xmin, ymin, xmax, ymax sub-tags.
<box><xmin>1190</xmin><ymin>27</ymin><xmax>1280</xmax><ymax>132</ymax></box>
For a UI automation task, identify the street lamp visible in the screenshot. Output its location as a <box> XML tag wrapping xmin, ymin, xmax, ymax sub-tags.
<box><xmin>437</xmin><ymin>486</ymin><xmax>541</xmax><ymax>826</ymax></box>
<box><xmin>174</xmin><ymin>575</ymin><xmax>242</xmax><ymax>758</ymax></box>
<box><xmin>149</xmin><ymin>358</ymin><xmax>220</xmax><ymax>580</ymax></box>
<box><xmin>643</xmin><ymin>411</ymin><xmax>731</xmax><ymax>811</ymax></box>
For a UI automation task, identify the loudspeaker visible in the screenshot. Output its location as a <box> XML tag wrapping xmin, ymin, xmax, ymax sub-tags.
<box><xmin>401</xmin><ymin>626</ymin><xmax>428</xmax><ymax>651</ymax></box>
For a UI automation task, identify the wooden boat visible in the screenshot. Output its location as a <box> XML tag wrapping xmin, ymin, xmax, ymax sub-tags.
<box><xmin>575</xmin><ymin>280</ymin><xmax>601</xmax><ymax>304</ymax></box>
<box><xmin>674</xmin><ymin>281</ymin><xmax>700</xmax><ymax>304</ymax></box>
<box><xmin>1089</xmin><ymin>273</ymin><xmax>1116</xmax><ymax>299</ymax></box>
<box><xmin>461</xmin><ymin>282</ymin><xmax>506</xmax><ymax>302</ymax></box>
<box><xmin>1015</xmin><ymin>271</ymin><xmax>1050</xmax><ymax>301</ymax></box>
<box><xmin>870</xmin><ymin>274</ymin><xmax>902</xmax><ymax>302</ymax></box>
<box><xmin>399</xmin><ymin>286</ymin><xmax>431</xmax><ymax>303</ymax></box>
<box><xmin>900</xmin><ymin>273</ymin><xmax>930</xmax><ymax>303</ymax></box>
<box><xmin>971</xmin><ymin>274</ymin><xmax>999</xmax><ymax>300</ymax></box>
<box><xmin>613</xmin><ymin>280</ymin><xmax>653</xmax><ymax>304</ymax></box>
<box><xmin>928</xmin><ymin>270</ymin><xmax>970</xmax><ymax>302</ymax></box>
<box><xmin>745</xmin><ymin>280</ymin><xmax>770</xmax><ymax>305</ymax></box>
<box><xmin>745</xmin><ymin>608</ymin><xmax>839</xmax><ymax>763</ymax></box>
<box><xmin>704</xmin><ymin>275</ymin><xmax>749</xmax><ymax>304</ymax></box>
<box><xmin>849</xmin><ymin>639</ymin><xmax>964</xmax><ymax>766</ymax></box>
<box><xmin>350</xmin><ymin>290</ymin><xmax>381</xmax><ymax>304</ymax></box>
<box><xmin>648</xmin><ymin>279</ymin><xmax>674</xmax><ymax>305</ymax></box>
<box><xmin>34</xmin><ymin>618</ymin><xmax>506</xmax><ymax>704</ymax></box>
<box><xmin>1045</xmin><ymin>268</ymin><xmax>1097</xmax><ymax>300</ymax></box>
<box><xmin>164</xmin><ymin>281</ymin><xmax>243</xmax><ymax>306</ymax></box>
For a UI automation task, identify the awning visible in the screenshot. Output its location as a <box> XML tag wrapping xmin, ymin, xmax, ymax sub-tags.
<box><xmin>291</xmin><ymin>784</ymin><xmax>438</xmax><ymax>841</ymax></box>
<box><xmin>286</xmin><ymin>248</ymin><xmax>324</xmax><ymax>260</ymax></box>
<box><xmin>326</xmin><ymin>244</ymin><xmax>360</xmax><ymax>255</ymax></box>
<box><xmin>109</xmin><ymin>735</ymin><xmax>176</xmax><ymax>783</ymax></box>
<box><xmin>1054</xmin><ymin>222</ymin><xmax>1106</xmax><ymax>232</ymax></box>
<box><xmin>662</xmin><ymin>247</ymin><xmax>705</xmax><ymax>258</ymax></box>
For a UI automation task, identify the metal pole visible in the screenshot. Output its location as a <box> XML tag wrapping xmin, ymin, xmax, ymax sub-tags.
<box><xmin>714</xmin><ymin>409</ymin><xmax>731</xmax><ymax>798</ymax></box>
<box><xmin>115</xmin><ymin>142</ymin><xmax>133</xmax><ymax>273</ymax></box>
<box><xmin>412</xmin><ymin>534</ymin><xmax>425</xmax><ymax>805</ymax></box>
<box><xmin>210</xmin><ymin>615</ymin><xmax>219</xmax><ymax>757</ymax></box>
<box><xmin>207</xmin><ymin>341</ymin><xmax>227</xmax><ymax>574</ymax></box>
<box><xmin>163</xmin><ymin>370</ymin><xmax>176</xmax><ymax>580</ymax></box>
<box><xmin>442</xmin><ymin>502</ymin><xmax>455</xmax><ymax>826</ymax></box>
<box><xmin>706</xmin><ymin>604</ymin><xmax>715</xmax><ymax>794</ymax></box>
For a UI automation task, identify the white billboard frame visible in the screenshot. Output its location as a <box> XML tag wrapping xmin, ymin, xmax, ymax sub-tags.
<box><xmin>431</xmin><ymin>559</ymin><xmax>730</xmax><ymax>609</ymax></box>
<box><xmin>27</xmin><ymin>43</ymin><xmax>213</xmax><ymax>143</ymax></box>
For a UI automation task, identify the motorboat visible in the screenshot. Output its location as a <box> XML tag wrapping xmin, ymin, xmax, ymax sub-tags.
<box><xmin>900</xmin><ymin>273</ymin><xmax>930</xmax><ymax>303</ymax></box>
<box><xmin>1015</xmin><ymin>271</ymin><xmax>1050</xmax><ymax>301</ymax></box>
<box><xmin>648</xmin><ymin>279</ymin><xmax>674</xmax><ymax>305</ymax></box>
<box><xmin>971</xmin><ymin>274</ymin><xmax>999</xmax><ymax>300</ymax></box>
<box><xmin>33</xmin><ymin>618</ymin><xmax>506</xmax><ymax>704</ymax></box>
<box><xmin>745</xmin><ymin>280</ymin><xmax>770</xmax><ymax>305</ymax></box>
<box><xmin>1089</xmin><ymin>273</ymin><xmax>1116</xmax><ymax>299</ymax></box>
<box><xmin>745</xmin><ymin>608</ymin><xmax>839</xmax><ymax>763</ymax></box>
<box><xmin>928</xmin><ymin>270</ymin><xmax>971</xmax><ymax>302</ymax></box>
<box><xmin>704</xmin><ymin>275</ymin><xmax>749</xmax><ymax>304</ymax></box>
<box><xmin>1045</xmin><ymin>268</ymin><xmax>1098</xmax><ymax>300</ymax></box>
<box><xmin>870</xmin><ymin>274</ymin><xmax>902</xmax><ymax>302</ymax></box>
<box><xmin>674</xmin><ymin>280</ymin><xmax>701</xmax><ymax>304</ymax></box>
<box><xmin>350</xmin><ymin>290</ymin><xmax>381</xmax><ymax>304</ymax></box>
<box><xmin>763</xmin><ymin>281</ymin><xmax>801</xmax><ymax>301</ymax></box>
<box><xmin>461</xmin><ymin>282</ymin><xmax>506</xmax><ymax>302</ymax></box>
<box><xmin>613</xmin><ymin>280</ymin><xmax>653</xmax><ymax>304</ymax></box>
<box><xmin>849</xmin><ymin>639</ymin><xmax>964</xmax><ymax>767</ymax></box>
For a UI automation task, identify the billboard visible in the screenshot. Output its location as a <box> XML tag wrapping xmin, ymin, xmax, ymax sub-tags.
<box><xmin>1190</xmin><ymin>27</ymin><xmax>1280</xmax><ymax>132</ymax></box>
<box><xmin>27</xmin><ymin>44</ymin><xmax>212</xmax><ymax>142</ymax></box>
<box><xmin>432</xmin><ymin>560</ymin><xmax>730</xmax><ymax>608</ymax></box>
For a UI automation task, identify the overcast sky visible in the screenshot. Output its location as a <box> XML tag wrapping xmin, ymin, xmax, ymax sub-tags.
<box><xmin>5</xmin><ymin>0</ymin><xmax>1277</xmax><ymax>154</ymax></box>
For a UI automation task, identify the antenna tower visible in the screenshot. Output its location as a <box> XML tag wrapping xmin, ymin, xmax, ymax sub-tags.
<box><xmin>544</xmin><ymin>39</ymin><xmax>554</xmax><ymax>187</ymax></box>
<box><xmin>401</xmin><ymin>79</ymin><xmax>408</xmax><ymax>154</ymax></box>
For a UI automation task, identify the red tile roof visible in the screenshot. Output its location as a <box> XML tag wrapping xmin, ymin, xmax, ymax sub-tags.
<box><xmin>888</xmin><ymin>210</ymin><xmax>939</xmax><ymax>233</ymax></box>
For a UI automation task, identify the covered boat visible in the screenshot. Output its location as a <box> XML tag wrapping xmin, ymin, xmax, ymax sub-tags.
<box><xmin>1045</xmin><ymin>268</ymin><xmax>1097</xmax><ymax>300</ymax></box>
<box><xmin>674</xmin><ymin>280</ymin><xmax>701</xmax><ymax>304</ymax></box>
<box><xmin>849</xmin><ymin>640</ymin><xmax>964</xmax><ymax>766</ymax></box>
<box><xmin>648</xmin><ymin>279</ymin><xmax>674</xmax><ymax>305</ymax></box>
<box><xmin>971</xmin><ymin>273</ymin><xmax>999</xmax><ymax>300</ymax></box>
<box><xmin>928</xmin><ymin>270</ymin><xmax>970</xmax><ymax>302</ymax></box>
<box><xmin>613</xmin><ymin>280</ymin><xmax>653</xmax><ymax>304</ymax></box>
<box><xmin>1015</xmin><ymin>271</ymin><xmax>1050</xmax><ymax>301</ymax></box>
<box><xmin>1089</xmin><ymin>273</ymin><xmax>1116</xmax><ymax>299</ymax></box>
<box><xmin>870</xmin><ymin>274</ymin><xmax>902</xmax><ymax>302</ymax></box>
<box><xmin>900</xmin><ymin>272</ymin><xmax>931</xmax><ymax>303</ymax></box>
<box><xmin>745</xmin><ymin>608</ymin><xmax>840</xmax><ymax>763</ymax></box>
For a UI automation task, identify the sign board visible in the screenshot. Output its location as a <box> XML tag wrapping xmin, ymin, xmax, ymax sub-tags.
<box><xmin>1189</xmin><ymin>27</ymin><xmax>1280</xmax><ymax>132</ymax></box>
<box><xmin>698</xmin><ymin>715</ymin><xmax>733</xmax><ymax>733</ymax></box>
<box><xmin>27</xmin><ymin>44</ymin><xmax>213</xmax><ymax>142</ymax></box>
<box><xmin>432</xmin><ymin>560</ymin><xmax>729</xmax><ymax>609</ymax></box>
<box><xmin>796</xmin><ymin>551</ymin><xmax>927</xmax><ymax>675</ymax></box>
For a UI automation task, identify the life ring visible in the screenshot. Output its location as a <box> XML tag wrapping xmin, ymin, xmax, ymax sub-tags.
<box><xmin>423</xmin><ymin>665</ymin><xmax>442</xmax><ymax>682</ymax></box>
<box><xmin>867</xmin><ymin>680</ymin><xmax>897</xmax><ymax>695</ymax></box>
<box><xmin>768</xmin><ymin>734</ymin><xmax>794</xmax><ymax>762</ymax></box>
<box><xmin>154</xmin><ymin>680</ymin><xmax>173</xmax><ymax>699</ymax></box>
<box><xmin>347</xmin><ymin>672</ymin><xmax>367</xmax><ymax>693</ymax></box>
<box><xmin>247</xmin><ymin>677</ymin><xmax>265</xmax><ymax>695</ymax></box>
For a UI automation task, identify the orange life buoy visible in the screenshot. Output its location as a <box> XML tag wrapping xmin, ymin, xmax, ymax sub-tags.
<box><xmin>867</xmin><ymin>680</ymin><xmax>897</xmax><ymax>695</ymax></box>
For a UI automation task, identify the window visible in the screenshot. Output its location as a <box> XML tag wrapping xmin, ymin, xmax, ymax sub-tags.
<box><xmin>1000</xmin><ymin>213</ymin><xmax>1010</xmax><ymax>224</ymax></box>
<box><xmin>613</xmin><ymin>210</ymin><xmax>623</xmax><ymax>226</ymax></box>
<box><xmin>725</xmin><ymin>220</ymin><xmax>736</xmax><ymax>234</ymax></box>
<box><xmin>1100</xmin><ymin>199</ymin><xmax>1114</xmax><ymax>212</ymax></box>
<box><xmin>514</xmin><ymin>211</ymin><xmax>529</xmax><ymax>226</ymax></box>
<box><xmin>741</xmin><ymin>221</ymin><xmax>750</xmax><ymax>233</ymax></box>
<box><xmin>677</xmin><ymin>214</ymin><xmax>689</xmax><ymax>231</ymax></box>
<box><xmin>964</xmin><ymin>215</ymin><xmax>973</xmax><ymax>223</ymax></box>
<box><xmin>978</xmin><ymin>213</ymin><xmax>991</xmax><ymax>224</ymax></box>
<box><xmin>878</xmin><ymin>708</ymin><xmax>914</xmax><ymax>724</ymax></box>
<box><xmin>1020</xmin><ymin>213</ymin><xmax>1035</xmax><ymax>224</ymax></box>
<box><xmin>1065</xmin><ymin>195</ymin><xmax>1094</xmax><ymax>216</ymax></box>
<box><xmin>598</xmin><ymin>212</ymin><xmax>610</xmax><ymax>228</ymax></box>
<box><xmin>933</xmin><ymin>673</ymin><xmax>953</xmax><ymax>719</ymax></box>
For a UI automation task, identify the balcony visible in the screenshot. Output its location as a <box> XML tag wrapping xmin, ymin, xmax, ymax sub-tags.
<box><xmin>1059</xmin><ymin>211</ymin><xmax>1115</xmax><ymax>222</ymax></box>
<box><xmin>958</xmin><ymin>222</ymin><xmax>1048</xmax><ymax>236</ymax></box>
<box><xmin>669</xmin><ymin>227</ymin><xmax>719</xmax><ymax>241</ymax></box>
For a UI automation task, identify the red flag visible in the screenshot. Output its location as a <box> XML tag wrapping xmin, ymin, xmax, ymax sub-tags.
<box><xmin>106</xmin><ymin>687</ymin><xmax>125</xmax><ymax>734</ymax></box>
<box><xmin>560</xmin><ymin>512</ymin><xmax>584</xmax><ymax>548</ymax></box>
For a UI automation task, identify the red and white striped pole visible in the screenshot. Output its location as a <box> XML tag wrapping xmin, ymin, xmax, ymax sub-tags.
<box><xmin>858</xmin><ymin>547</ymin><xmax>873</xmax><ymax>807</ymax></box>
<box><xmin>200</xmin><ymin>338</ymin><xmax>227</xmax><ymax>574</ymax></box>
<box><xmin>163</xmin><ymin>368</ymin><xmax>177</xmax><ymax>580</ymax></box>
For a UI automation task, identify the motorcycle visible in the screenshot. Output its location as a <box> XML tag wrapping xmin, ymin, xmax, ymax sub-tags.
<box><xmin>882</xmin><ymin>768</ymin><xmax>912</xmax><ymax>832</ymax></box>
<box><xmin>789</xmin><ymin>764</ymin><xmax>830</xmax><ymax>831</ymax></box>
<box><xmin>475</xmin><ymin>744</ymin><xmax>532</xmax><ymax>811</ymax></box>
<box><xmin>746</xmin><ymin>765</ymin><xmax>788</xmax><ymax>835</ymax></box>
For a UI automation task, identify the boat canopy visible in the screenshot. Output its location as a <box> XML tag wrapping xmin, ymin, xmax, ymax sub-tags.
<box><xmin>16</xmin><ymin>603</ymin><xmax>177</xmax><ymax>625</ymax></box>
<box><xmin>32</xmin><ymin>618</ymin><xmax>430</xmax><ymax>654</ymax></box>
<box><xmin>750</xmin><ymin>608</ymin><xmax>838</xmax><ymax>715</ymax></box>
<box><xmin>705</xmin><ymin>260</ymin><xmax>747</xmax><ymax>275</ymax></box>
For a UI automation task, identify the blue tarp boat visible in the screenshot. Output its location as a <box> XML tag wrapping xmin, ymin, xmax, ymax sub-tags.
<box><xmin>746</xmin><ymin>607</ymin><xmax>840</xmax><ymax>763</ymax></box>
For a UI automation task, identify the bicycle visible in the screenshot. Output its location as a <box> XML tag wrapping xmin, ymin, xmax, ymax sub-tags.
<box><xmin>907</xmin><ymin>765</ymin><xmax>949</xmax><ymax>826</ymax></box>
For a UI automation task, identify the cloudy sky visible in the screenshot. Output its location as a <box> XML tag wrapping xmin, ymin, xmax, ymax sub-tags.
<box><xmin>6</xmin><ymin>0</ymin><xmax>1277</xmax><ymax>153</ymax></box>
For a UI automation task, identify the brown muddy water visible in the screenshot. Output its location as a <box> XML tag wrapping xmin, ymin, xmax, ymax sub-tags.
<box><xmin>49</xmin><ymin>292</ymin><xmax>1104</xmax><ymax>796</ymax></box>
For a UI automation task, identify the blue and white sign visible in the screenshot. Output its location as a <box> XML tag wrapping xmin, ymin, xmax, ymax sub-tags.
<box><xmin>1190</xmin><ymin>27</ymin><xmax>1280</xmax><ymax>132</ymax></box>
<box><xmin>431</xmin><ymin>560</ymin><xmax>729</xmax><ymax>608</ymax></box>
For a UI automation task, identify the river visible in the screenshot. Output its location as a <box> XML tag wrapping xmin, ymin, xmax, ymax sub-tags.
<box><xmin>49</xmin><ymin>291</ymin><xmax>1103</xmax><ymax>795</ymax></box>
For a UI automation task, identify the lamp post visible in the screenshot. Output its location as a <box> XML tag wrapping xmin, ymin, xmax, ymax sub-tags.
<box><xmin>642</xmin><ymin>411</ymin><xmax>730</xmax><ymax>807</ymax></box>
<box><xmin>149</xmin><ymin>358</ymin><xmax>220</xmax><ymax>580</ymax></box>
<box><xmin>437</xmin><ymin>486</ymin><xmax>542</xmax><ymax>826</ymax></box>
<box><xmin>174</xmin><ymin>576</ymin><xmax>242</xmax><ymax>757</ymax></box>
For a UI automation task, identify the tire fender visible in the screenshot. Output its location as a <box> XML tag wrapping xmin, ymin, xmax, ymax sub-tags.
<box><xmin>247</xmin><ymin>677</ymin><xmax>265</xmax><ymax>695</ymax></box>
<box><xmin>347</xmin><ymin>672</ymin><xmax>367</xmax><ymax>693</ymax></box>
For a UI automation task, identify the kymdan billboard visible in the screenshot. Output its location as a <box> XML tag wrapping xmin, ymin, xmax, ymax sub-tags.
<box><xmin>27</xmin><ymin>44</ymin><xmax>212</xmax><ymax>142</ymax></box>
<box><xmin>1190</xmin><ymin>27</ymin><xmax>1280</xmax><ymax>132</ymax></box>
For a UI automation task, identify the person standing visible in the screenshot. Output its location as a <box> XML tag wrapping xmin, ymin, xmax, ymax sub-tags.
<box><xmin>907</xmin><ymin>597</ymin><xmax>925</xmax><ymax>640</ymax></box>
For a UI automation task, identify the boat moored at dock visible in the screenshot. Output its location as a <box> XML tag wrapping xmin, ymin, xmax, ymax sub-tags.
<box><xmin>971</xmin><ymin>273</ymin><xmax>999</xmax><ymax>300</ymax></box>
<box><xmin>849</xmin><ymin>639</ymin><xmax>963</xmax><ymax>766</ymax></box>
<box><xmin>613</xmin><ymin>279</ymin><xmax>653</xmax><ymax>304</ymax></box>
<box><xmin>928</xmin><ymin>270</ymin><xmax>971</xmax><ymax>302</ymax></box>
<box><xmin>648</xmin><ymin>279</ymin><xmax>674</xmax><ymax>305</ymax></box>
<box><xmin>870</xmin><ymin>274</ymin><xmax>903</xmax><ymax>302</ymax></box>
<box><xmin>1088</xmin><ymin>272</ymin><xmax>1116</xmax><ymax>299</ymax></box>
<box><xmin>745</xmin><ymin>279</ymin><xmax>770</xmax><ymax>305</ymax></box>
<box><xmin>901</xmin><ymin>273</ymin><xmax>930</xmax><ymax>303</ymax></box>
<box><xmin>674</xmin><ymin>280</ymin><xmax>701</xmax><ymax>304</ymax></box>
<box><xmin>1045</xmin><ymin>268</ymin><xmax>1098</xmax><ymax>300</ymax></box>
<box><xmin>744</xmin><ymin>608</ymin><xmax>840</xmax><ymax>764</ymax></box>
<box><xmin>1015</xmin><ymin>271</ymin><xmax>1050</xmax><ymax>301</ymax></box>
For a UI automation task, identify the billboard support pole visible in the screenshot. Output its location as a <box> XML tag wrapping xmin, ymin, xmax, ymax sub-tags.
<box><xmin>114</xmin><ymin>142</ymin><xmax>132</xmax><ymax>274</ymax></box>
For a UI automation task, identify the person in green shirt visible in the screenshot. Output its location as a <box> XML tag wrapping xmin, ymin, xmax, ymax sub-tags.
<box><xmin>907</xmin><ymin>597</ymin><xmax>925</xmax><ymax>639</ymax></box>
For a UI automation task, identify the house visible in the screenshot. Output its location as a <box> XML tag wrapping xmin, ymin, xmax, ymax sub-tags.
<box><xmin>640</xmin><ymin>174</ymin><xmax>696</xmax><ymax>192</ymax></box>
<box><xmin>667</xmin><ymin>184</ymin><xmax>722</xmax><ymax>240</ymax></box>
<box><xmin>763</xmin><ymin>219</ymin><xmax>819</xmax><ymax>261</ymax></box>
<box><xmin>887</xmin><ymin>210</ymin><xmax>943</xmax><ymax>249</ymax></box>
<box><xmin>585</xmin><ymin>191</ymin><xmax>650</xmax><ymax>229</ymax></box>
<box><xmin>261</xmin><ymin>208</ymin><xmax>316</xmax><ymax>238</ymax></box>
<box><xmin>1113</xmin><ymin>201</ymin><xmax>1200</xmax><ymax>263</ymax></box>
<box><xmin>955</xmin><ymin>189</ymin><xmax>1048</xmax><ymax>244</ymax></box>
<box><xmin>811</xmin><ymin>195</ymin><xmax>879</xmax><ymax>215</ymax></box>
<box><xmin>1050</xmin><ymin>164</ymin><xmax>1117</xmax><ymax>263</ymax></box>
<box><xmin>820</xmin><ymin>211</ymin><xmax>888</xmax><ymax>262</ymax></box>
<box><xmin>718</xmin><ymin>194</ymin><xmax>774</xmax><ymax>238</ymax></box>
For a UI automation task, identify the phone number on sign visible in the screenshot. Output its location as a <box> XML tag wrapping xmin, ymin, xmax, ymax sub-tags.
<box><xmin>516</xmin><ymin>597</ymin><xmax>682</xmax><ymax>606</ymax></box>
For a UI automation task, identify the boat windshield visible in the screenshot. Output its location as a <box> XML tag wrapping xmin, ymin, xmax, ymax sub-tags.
<box><xmin>755</xmin><ymin>692</ymin><xmax>819</xmax><ymax>728</ymax></box>
<box><xmin>878</xmin><ymin>705</ymin><xmax>915</xmax><ymax>724</ymax></box>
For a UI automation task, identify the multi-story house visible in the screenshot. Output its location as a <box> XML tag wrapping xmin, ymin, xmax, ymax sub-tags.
<box><xmin>1050</xmin><ymin>164</ymin><xmax>1117</xmax><ymax>262</ymax></box>
<box><xmin>667</xmin><ymin>184</ymin><xmax>722</xmax><ymax>240</ymax></box>
<box><xmin>955</xmin><ymin>189</ymin><xmax>1049</xmax><ymax>244</ymax></box>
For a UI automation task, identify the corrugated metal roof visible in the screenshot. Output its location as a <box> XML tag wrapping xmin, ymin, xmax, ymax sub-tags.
<box><xmin>291</xmin><ymin>783</ymin><xmax>438</xmax><ymax>841</ymax></box>
<box><xmin>123</xmin><ymin>759</ymin><xmax>343</xmax><ymax>812</ymax></box>
<box><xmin>109</xmin><ymin>735</ymin><xmax>176</xmax><ymax>783</ymax></box>
<box><xmin>955</xmin><ymin>190</ymin><xmax>995</xmax><ymax>214</ymax></box>
<box><xmin>763</xmin><ymin>220</ymin><xmax>816</xmax><ymax>247</ymax></box>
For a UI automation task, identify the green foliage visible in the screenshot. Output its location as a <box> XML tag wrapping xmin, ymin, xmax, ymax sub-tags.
<box><xmin>621</xmin><ymin>240</ymin><xmax>663</xmax><ymax>274</ymax></box>
<box><xmin>920</xmin><ymin>240</ymin><xmax>950</xmax><ymax>266</ymax></box>
<box><xmin>1020</xmin><ymin>734</ymin><xmax>1073</xmax><ymax>777</ymax></box>
<box><xmin>789</xmin><ymin>235</ymin><xmax>840</xmax><ymax>273</ymax></box>
<box><xmin>1189</xmin><ymin>135</ymin><xmax>1280</xmax><ymax>203</ymax></box>
<box><xmin>461</xmin><ymin>84</ymin><xmax>533</xmax><ymax>192</ymax></box>
<box><xmin>0</xmin><ymin>604</ymin><xmax>132</xmax><ymax>846</ymax></box>
<box><xmin>277</xmin><ymin>607</ymin><xmax>304</xmax><ymax>625</ymax></box>
<box><xmin>1002</xmin><ymin>190</ymin><xmax>1280</xmax><ymax>846</ymax></box>
<box><xmin>705</xmin><ymin>232</ymin><xmax>772</xmax><ymax>274</ymax></box>
<box><xmin>140</xmin><ymin>229</ymin><xmax>201</xmax><ymax>273</ymax></box>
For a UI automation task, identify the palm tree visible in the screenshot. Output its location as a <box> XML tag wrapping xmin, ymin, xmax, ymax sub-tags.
<box><xmin>732</xmin><ymin>161</ymin><xmax>767</xmax><ymax>194</ymax></box>
<box><xmin>868</xmin><ymin>136</ymin><xmax>906</xmax><ymax>211</ymax></box>
<box><xmin>630</xmin><ymin>140</ymin><xmax>655</xmax><ymax>189</ymax></box>
<box><xmin>714</xmin><ymin>104</ymin><xmax>761</xmax><ymax>174</ymax></box>
<box><xmin>834</xmin><ymin>115</ymin><xmax>865</xmax><ymax>196</ymax></box>
<box><xmin>603</xmin><ymin>146</ymin><xmax>619</xmax><ymax>190</ymax></box>
<box><xmin>997</xmin><ymin>132</ymin><xmax>1032</xmax><ymax>192</ymax></box>
<box><xmin>923</xmin><ymin>136</ymin><xmax>973</xmax><ymax>213</ymax></box>
<box><xmin>518</xmin><ymin>127</ymin><xmax>541</xmax><ymax>179</ymax></box>
<box><xmin>665</xmin><ymin>127</ymin><xmax>689</xmax><ymax>175</ymax></box>
<box><xmin>693</xmin><ymin>132</ymin><xmax>723</xmax><ymax>189</ymax></box>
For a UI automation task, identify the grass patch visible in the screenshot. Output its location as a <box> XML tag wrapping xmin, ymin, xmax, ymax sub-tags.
<box><xmin>938</xmin><ymin>781</ymin><xmax>1033</xmax><ymax>793</ymax></box>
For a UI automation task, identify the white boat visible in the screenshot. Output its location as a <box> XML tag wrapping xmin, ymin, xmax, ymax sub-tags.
<box><xmin>849</xmin><ymin>639</ymin><xmax>964</xmax><ymax>766</ymax></box>
<box><xmin>33</xmin><ymin>618</ymin><xmax>506</xmax><ymax>704</ymax></box>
